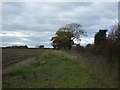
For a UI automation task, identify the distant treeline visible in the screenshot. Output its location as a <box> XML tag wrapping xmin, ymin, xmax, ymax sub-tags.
<box><xmin>2</xmin><ymin>45</ymin><xmax>53</xmax><ymax>49</ymax></box>
<box><xmin>2</xmin><ymin>45</ymin><xmax>28</xmax><ymax>49</ymax></box>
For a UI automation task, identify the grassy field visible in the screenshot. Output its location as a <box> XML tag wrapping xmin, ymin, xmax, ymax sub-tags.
<box><xmin>2</xmin><ymin>49</ymin><xmax>118</xmax><ymax>88</ymax></box>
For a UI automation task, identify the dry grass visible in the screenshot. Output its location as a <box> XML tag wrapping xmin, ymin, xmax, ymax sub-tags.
<box><xmin>66</xmin><ymin>50</ymin><xmax>118</xmax><ymax>87</ymax></box>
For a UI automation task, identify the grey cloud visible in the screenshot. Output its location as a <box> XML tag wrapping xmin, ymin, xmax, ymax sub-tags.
<box><xmin>2</xmin><ymin>2</ymin><xmax>118</xmax><ymax>47</ymax></box>
<box><xmin>2</xmin><ymin>2</ymin><xmax>25</xmax><ymax>14</ymax></box>
<box><xmin>2</xmin><ymin>36</ymin><xmax>20</xmax><ymax>42</ymax></box>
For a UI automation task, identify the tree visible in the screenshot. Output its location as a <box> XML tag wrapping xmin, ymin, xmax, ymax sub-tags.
<box><xmin>25</xmin><ymin>45</ymin><xmax>28</xmax><ymax>48</ymax></box>
<box><xmin>94</xmin><ymin>29</ymin><xmax>107</xmax><ymax>46</ymax></box>
<box><xmin>36</xmin><ymin>45</ymin><xmax>44</xmax><ymax>49</ymax></box>
<box><xmin>94</xmin><ymin>29</ymin><xmax>107</xmax><ymax>55</ymax></box>
<box><xmin>51</xmin><ymin>23</ymin><xmax>87</xmax><ymax>49</ymax></box>
<box><xmin>39</xmin><ymin>45</ymin><xmax>44</xmax><ymax>49</ymax></box>
<box><xmin>106</xmin><ymin>24</ymin><xmax>120</xmax><ymax>58</ymax></box>
<box><xmin>108</xmin><ymin>24</ymin><xmax>120</xmax><ymax>43</ymax></box>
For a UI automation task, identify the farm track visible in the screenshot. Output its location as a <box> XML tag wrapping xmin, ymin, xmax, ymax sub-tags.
<box><xmin>2</xmin><ymin>56</ymin><xmax>36</xmax><ymax>79</ymax></box>
<box><xmin>2</xmin><ymin>55</ymin><xmax>36</xmax><ymax>69</ymax></box>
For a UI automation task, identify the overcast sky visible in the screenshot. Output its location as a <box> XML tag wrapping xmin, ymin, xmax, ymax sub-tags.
<box><xmin>1</xmin><ymin>2</ymin><xmax>118</xmax><ymax>48</ymax></box>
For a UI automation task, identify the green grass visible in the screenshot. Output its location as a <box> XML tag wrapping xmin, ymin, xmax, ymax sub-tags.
<box><xmin>2</xmin><ymin>50</ymin><xmax>116</xmax><ymax>88</ymax></box>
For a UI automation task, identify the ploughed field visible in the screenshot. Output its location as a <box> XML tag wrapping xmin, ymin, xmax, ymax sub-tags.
<box><xmin>2</xmin><ymin>49</ymin><xmax>116</xmax><ymax>88</ymax></box>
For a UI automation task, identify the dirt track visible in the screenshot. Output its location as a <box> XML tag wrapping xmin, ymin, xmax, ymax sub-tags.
<box><xmin>2</xmin><ymin>56</ymin><xmax>36</xmax><ymax>79</ymax></box>
<box><xmin>3</xmin><ymin>55</ymin><xmax>36</xmax><ymax>69</ymax></box>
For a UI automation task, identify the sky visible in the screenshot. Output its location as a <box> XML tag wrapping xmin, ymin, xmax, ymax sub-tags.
<box><xmin>1</xmin><ymin>2</ymin><xmax>118</xmax><ymax>48</ymax></box>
